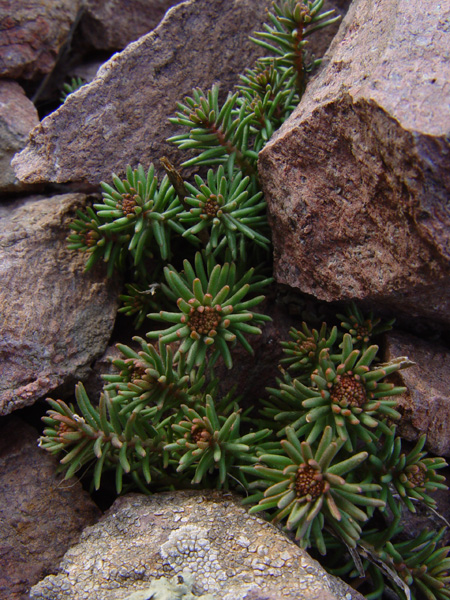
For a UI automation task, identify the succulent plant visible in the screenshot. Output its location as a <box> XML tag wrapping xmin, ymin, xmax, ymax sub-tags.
<box><xmin>381</xmin><ymin>529</ymin><xmax>450</xmax><ymax>600</ymax></box>
<box><xmin>39</xmin><ymin>383</ymin><xmax>169</xmax><ymax>493</ymax></box>
<box><xmin>302</xmin><ymin>334</ymin><xmax>406</xmax><ymax>449</ymax></box>
<box><xmin>280</xmin><ymin>321</ymin><xmax>337</xmax><ymax>378</ymax></box>
<box><xmin>60</xmin><ymin>76</ymin><xmax>85</xmax><ymax>103</ymax></box>
<box><xmin>147</xmin><ymin>252</ymin><xmax>272</xmax><ymax>370</ymax></box>
<box><xmin>68</xmin><ymin>206</ymin><xmax>129</xmax><ymax>277</ymax></box>
<box><xmin>168</xmin><ymin>85</ymin><xmax>258</xmax><ymax>177</ymax></box>
<box><xmin>165</xmin><ymin>395</ymin><xmax>270</xmax><ymax>486</ymax></box>
<box><xmin>368</xmin><ymin>428</ymin><xmax>448</xmax><ymax>515</ymax></box>
<box><xmin>245</xmin><ymin>426</ymin><xmax>384</xmax><ymax>553</ymax></box>
<box><xmin>94</xmin><ymin>164</ymin><xmax>188</xmax><ymax>264</ymax></box>
<box><xmin>336</xmin><ymin>301</ymin><xmax>395</xmax><ymax>351</ymax></box>
<box><xmin>251</xmin><ymin>0</ymin><xmax>340</xmax><ymax>94</ymax></box>
<box><xmin>236</xmin><ymin>57</ymin><xmax>299</xmax><ymax>151</ymax></box>
<box><xmin>42</xmin><ymin>3</ymin><xmax>450</xmax><ymax>598</ymax></box>
<box><xmin>102</xmin><ymin>338</ymin><xmax>206</xmax><ymax>421</ymax></box>
<box><xmin>117</xmin><ymin>282</ymin><xmax>161</xmax><ymax>328</ymax></box>
<box><xmin>179</xmin><ymin>165</ymin><xmax>270</xmax><ymax>260</ymax></box>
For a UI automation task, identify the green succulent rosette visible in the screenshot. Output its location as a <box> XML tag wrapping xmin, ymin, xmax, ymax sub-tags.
<box><xmin>368</xmin><ymin>428</ymin><xmax>448</xmax><ymax>515</ymax></box>
<box><xmin>165</xmin><ymin>395</ymin><xmax>270</xmax><ymax>487</ymax></box>
<box><xmin>179</xmin><ymin>165</ymin><xmax>270</xmax><ymax>260</ymax></box>
<box><xmin>147</xmin><ymin>252</ymin><xmax>272</xmax><ymax>370</ymax></box>
<box><xmin>245</xmin><ymin>426</ymin><xmax>384</xmax><ymax>552</ymax></box>
<box><xmin>94</xmin><ymin>164</ymin><xmax>186</xmax><ymax>263</ymax></box>
<box><xmin>301</xmin><ymin>334</ymin><xmax>406</xmax><ymax>449</ymax></box>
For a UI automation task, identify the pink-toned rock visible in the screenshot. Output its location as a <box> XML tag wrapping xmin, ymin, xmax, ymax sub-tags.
<box><xmin>384</xmin><ymin>331</ymin><xmax>450</xmax><ymax>457</ymax></box>
<box><xmin>259</xmin><ymin>0</ymin><xmax>450</xmax><ymax>324</ymax></box>
<box><xmin>0</xmin><ymin>79</ymin><xmax>39</xmax><ymax>191</ymax></box>
<box><xmin>0</xmin><ymin>192</ymin><xmax>120</xmax><ymax>416</ymax></box>
<box><xmin>0</xmin><ymin>0</ymin><xmax>83</xmax><ymax>79</ymax></box>
<box><xmin>12</xmin><ymin>0</ymin><xmax>275</xmax><ymax>186</ymax></box>
<box><xmin>80</xmin><ymin>0</ymin><xmax>182</xmax><ymax>51</ymax></box>
<box><xmin>0</xmin><ymin>416</ymin><xmax>101</xmax><ymax>600</ymax></box>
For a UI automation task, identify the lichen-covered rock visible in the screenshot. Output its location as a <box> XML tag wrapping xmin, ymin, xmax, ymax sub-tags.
<box><xmin>80</xmin><ymin>0</ymin><xmax>182</xmax><ymax>51</ymax></box>
<box><xmin>122</xmin><ymin>573</ymin><xmax>215</xmax><ymax>600</ymax></box>
<box><xmin>0</xmin><ymin>416</ymin><xmax>101</xmax><ymax>600</ymax></box>
<box><xmin>0</xmin><ymin>192</ymin><xmax>120</xmax><ymax>415</ymax></box>
<box><xmin>30</xmin><ymin>491</ymin><xmax>364</xmax><ymax>600</ymax></box>
<box><xmin>384</xmin><ymin>330</ymin><xmax>450</xmax><ymax>457</ymax></box>
<box><xmin>12</xmin><ymin>0</ymin><xmax>273</xmax><ymax>186</ymax></box>
<box><xmin>259</xmin><ymin>0</ymin><xmax>450</xmax><ymax>324</ymax></box>
<box><xmin>0</xmin><ymin>79</ymin><xmax>39</xmax><ymax>191</ymax></box>
<box><xmin>0</xmin><ymin>0</ymin><xmax>83</xmax><ymax>79</ymax></box>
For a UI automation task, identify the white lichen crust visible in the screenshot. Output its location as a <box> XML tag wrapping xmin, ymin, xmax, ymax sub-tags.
<box><xmin>30</xmin><ymin>491</ymin><xmax>363</xmax><ymax>600</ymax></box>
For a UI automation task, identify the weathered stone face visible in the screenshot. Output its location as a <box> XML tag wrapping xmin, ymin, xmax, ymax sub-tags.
<box><xmin>0</xmin><ymin>80</ymin><xmax>39</xmax><ymax>192</ymax></box>
<box><xmin>0</xmin><ymin>0</ymin><xmax>83</xmax><ymax>79</ymax></box>
<box><xmin>0</xmin><ymin>193</ymin><xmax>120</xmax><ymax>416</ymax></box>
<box><xmin>258</xmin><ymin>0</ymin><xmax>450</xmax><ymax>324</ymax></box>
<box><xmin>30</xmin><ymin>490</ymin><xmax>364</xmax><ymax>600</ymax></box>
<box><xmin>80</xmin><ymin>0</ymin><xmax>183</xmax><ymax>51</ymax></box>
<box><xmin>12</xmin><ymin>0</ymin><xmax>274</xmax><ymax>186</ymax></box>
<box><xmin>0</xmin><ymin>417</ymin><xmax>101</xmax><ymax>600</ymax></box>
<box><xmin>384</xmin><ymin>330</ymin><xmax>450</xmax><ymax>457</ymax></box>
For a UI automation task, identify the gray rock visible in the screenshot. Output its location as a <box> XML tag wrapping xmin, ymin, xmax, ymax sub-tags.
<box><xmin>384</xmin><ymin>330</ymin><xmax>450</xmax><ymax>457</ymax></box>
<box><xmin>80</xmin><ymin>0</ymin><xmax>183</xmax><ymax>51</ymax></box>
<box><xmin>0</xmin><ymin>0</ymin><xmax>83</xmax><ymax>79</ymax></box>
<box><xmin>0</xmin><ymin>416</ymin><xmax>101</xmax><ymax>600</ymax></box>
<box><xmin>0</xmin><ymin>192</ymin><xmax>120</xmax><ymax>416</ymax></box>
<box><xmin>0</xmin><ymin>80</ymin><xmax>39</xmax><ymax>192</ymax></box>
<box><xmin>259</xmin><ymin>0</ymin><xmax>450</xmax><ymax>324</ymax></box>
<box><xmin>30</xmin><ymin>490</ymin><xmax>363</xmax><ymax>600</ymax></box>
<box><xmin>12</xmin><ymin>0</ymin><xmax>274</xmax><ymax>186</ymax></box>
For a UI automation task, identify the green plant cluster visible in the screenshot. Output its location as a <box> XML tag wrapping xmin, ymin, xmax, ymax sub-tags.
<box><xmin>60</xmin><ymin>76</ymin><xmax>85</xmax><ymax>103</ymax></box>
<box><xmin>40</xmin><ymin>3</ymin><xmax>449</xmax><ymax>599</ymax></box>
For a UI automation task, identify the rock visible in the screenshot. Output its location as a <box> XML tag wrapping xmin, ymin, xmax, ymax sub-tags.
<box><xmin>80</xmin><ymin>0</ymin><xmax>183</xmax><ymax>51</ymax></box>
<box><xmin>303</xmin><ymin>0</ymin><xmax>351</xmax><ymax>61</ymax></box>
<box><xmin>0</xmin><ymin>0</ymin><xmax>83</xmax><ymax>79</ymax></box>
<box><xmin>259</xmin><ymin>0</ymin><xmax>450</xmax><ymax>324</ymax></box>
<box><xmin>30</xmin><ymin>490</ymin><xmax>364</xmax><ymax>600</ymax></box>
<box><xmin>0</xmin><ymin>192</ymin><xmax>121</xmax><ymax>416</ymax></box>
<box><xmin>0</xmin><ymin>416</ymin><xmax>101</xmax><ymax>600</ymax></box>
<box><xmin>384</xmin><ymin>330</ymin><xmax>450</xmax><ymax>457</ymax></box>
<box><xmin>12</xmin><ymin>0</ymin><xmax>274</xmax><ymax>186</ymax></box>
<box><xmin>0</xmin><ymin>80</ymin><xmax>39</xmax><ymax>192</ymax></box>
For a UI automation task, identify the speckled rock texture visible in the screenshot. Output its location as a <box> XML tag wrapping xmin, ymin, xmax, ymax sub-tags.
<box><xmin>0</xmin><ymin>192</ymin><xmax>121</xmax><ymax>416</ymax></box>
<box><xmin>0</xmin><ymin>416</ymin><xmax>101</xmax><ymax>600</ymax></box>
<box><xmin>0</xmin><ymin>0</ymin><xmax>83</xmax><ymax>79</ymax></box>
<box><xmin>384</xmin><ymin>330</ymin><xmax>450</xmax><ymax>457</ymax></box>
<box><xmin>12</xmin><ymin>0</ymin><xmax>273</xmax><ymax>186</ymax></box>
<box><xmin>259</xmin><ymin>0</ymin><xmax>450</xmax><ymax>324</ymax></box>
<box><xmin>30</xmin><ymin>491</ymin><xmax>364</xmax><ymax>600</ymax></box>
<box><xmin>0</xmin><ymin>79</ymin><xmax>39</xmax><ymax>191</ymax></box>
<box><xmin>80</xmin><ymin>0</ymin><xmax>182</xmax><ymax>51</ymax></box>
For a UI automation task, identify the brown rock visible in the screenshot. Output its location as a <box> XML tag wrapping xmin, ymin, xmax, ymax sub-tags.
<box><xmin>384</xmin><ymin>330</ymin><xmax>450</xmax><ymax>457</ymax></box>
<box><xmin>0</xmin><ymin>416</ymin><xmax>101</xmax><ymax>600</ymax></box>
<box><xmin>0</xmin><ymin>0</ymin><xmax>83</xmax><ymax>79</ymax></box>
<box><xmin>30</xmin><ymin>490</ymin><xmax>364</xmax><ymax>600</ymax></box>
<box><xmin>12</xmin><ymin>0</ymin><xmax>275</xmax><ymax>186</ymax></box>
<box><xmin>0</xmin><ymin>193</ymin><xmax>120</xmax><ymax>416</ymax></box>
<box><xmin>0</xmin><ymin>79</ymin><xmax>39</xmax><ymax>191</ymax></box>
<box><xmin>80</xmin><ymin>0</ymin><xmax>183</xmax><ymax>51</ymax></box>
<box><xmin>259</xmin><ymin>0</ymin><xmax>450</xmax><ymax>324</ymax></box>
